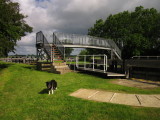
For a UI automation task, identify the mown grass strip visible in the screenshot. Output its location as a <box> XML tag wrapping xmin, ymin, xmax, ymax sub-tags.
<box><xmin>0</xmin><ymin>62</ymin><xmax>160</xmax><ymax>120</ymax></box>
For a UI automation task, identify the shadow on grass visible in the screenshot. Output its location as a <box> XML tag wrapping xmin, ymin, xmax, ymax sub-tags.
<box><xmin>0</xmin><ymin>62</ymin><xmax>12</xmax><ymax>72</ymax></box>
<box><xmin>77</xmin><ymin>70</ymin><xmax>108</xmax><ymax>79</ymax></box>
<box><xmin>77</xmin><ymin>70</ymin><xmax>126</xmax><ymax>79</ymax></box>
<box><xmin>23</xmin><ymin>65</ymin><xmax>51</xmax><ymax>74</ymax></box>
<box><xmin>39</xmin><ymin>88</ymin><xmax>48</xmax><ymax>94</ymax></box>
<box><xmin>23</xmin><ymin>65</ymin><xmax>37</xmax><ymax>70</ymax></box>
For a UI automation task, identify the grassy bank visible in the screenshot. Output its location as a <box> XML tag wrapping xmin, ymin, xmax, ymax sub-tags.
<box><xmin>0</xmin><ymin>62</ymin><xmax>160</xmax><ymax>120</ymax></box>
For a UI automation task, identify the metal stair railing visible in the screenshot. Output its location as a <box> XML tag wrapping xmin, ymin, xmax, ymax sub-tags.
<box><xmin>107</xmin><ymin>39</ymin><xmax>121</xmax><ymax>60</ymax></box>
<box><xmin>53</xmin><ymin>32</ymin><xmax>121</xmax><ymax>60</ymax></box>
<box><xmin>36</xmin><ymin>31</ymin><xmax>43</xmax><ymax>44</ymax></box>
<box><xmin>36</xmin><ymin>31</ymin><xmax>51</xmax><ymax>61</ymax></box>
<box><xmin>53</xmin><ymin>33</ymin><xmax>65</xmax><ymax>60</ymax></box>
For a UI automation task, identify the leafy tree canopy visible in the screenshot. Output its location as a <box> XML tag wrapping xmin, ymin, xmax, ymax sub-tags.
<box><xmin>88</xmin><ymin>6</ymin><xmax>160</xmax><ymax>59</ymax></box>
<box><xmin>79</xmin><ymin>49</ymin><xmax>89</xmax><ymax>55</ymax></box>
<box><xmin>0</xmin><ymin>0</ymin><xmax>33</xmax><ymax>57</ymax></box>
<box><xmin>65</xmin><ymin>48</ymin><xmax>74</xmax><ymax>57</ymax></box>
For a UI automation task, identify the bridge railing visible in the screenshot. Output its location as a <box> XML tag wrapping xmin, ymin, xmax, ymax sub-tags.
<box><xmin>54</xmin><ymin>32</ymin><xmax>121</xmax><ymax>59</ymax></box>
<box><xmin>36</xmin><ymin>31</ymin><xmax>43</xmax><ymax>44</ymax></box>
<box><xmin>36</xmin><ymin>31</ymin><xmax>51</xmax><ymax>61</ymax></box>
<box><xmin>76</xmin><ymin>54</ymin><xmax>108</xmax><ymax>73</ymax></box>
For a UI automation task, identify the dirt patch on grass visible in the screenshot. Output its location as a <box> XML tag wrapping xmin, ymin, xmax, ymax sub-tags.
<box><xmin>111</xmin><ymin>79</ymin><xmax>160</xmax><ymax>89</ymax></box>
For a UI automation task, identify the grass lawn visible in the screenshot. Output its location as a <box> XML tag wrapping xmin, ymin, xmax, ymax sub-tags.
<box><xmin>0</xmin><ymin>62</ymin><xmax>160</xmax><ymax>120</ymax></box>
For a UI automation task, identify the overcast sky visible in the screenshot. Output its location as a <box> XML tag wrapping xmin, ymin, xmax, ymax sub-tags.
<box><xmin>10</xmin><ymin>0</ymin><xmax>160</xmax><ymax>55</ymax></box>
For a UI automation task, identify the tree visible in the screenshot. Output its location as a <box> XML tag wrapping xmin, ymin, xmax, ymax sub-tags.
<box><xmin>88</xmin><ymin>19</ymin><xmax>108</xmax><ymax>55</ymax></box>
<box><xmin>88</xmin><ymin>6</ymin><xmax>160</xmax><ymax>59</ymax></box>
<box><xmin>79</xmin><ymin>49</ymin><xmax>89</xmax><ymax>55</ymax></box>
<box><xmin>88</xmin><ymin>19</ymin><xmax>105</xmax><ymax>37</ymax></box>
<box><xmin>65</xmin><ymin>48</ymin><xmax>74</xmax><ymax>57</ymax></box>
<box><xmin>0</xmin><ymin>0</ymin><xmax>32</xmax><ymax>57</ymax></box>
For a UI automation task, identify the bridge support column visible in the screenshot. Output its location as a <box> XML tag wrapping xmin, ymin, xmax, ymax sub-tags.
<box><xmin>111</xmin><ymin>49</ymin><xmax>113</xmax><ymax>60</ymax></box>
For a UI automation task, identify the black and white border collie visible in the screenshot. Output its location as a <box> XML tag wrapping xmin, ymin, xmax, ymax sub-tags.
<box><xmin>46</xmin><ymin>80</ymin><xmax>57</xmax><ymax>94</ymax></box>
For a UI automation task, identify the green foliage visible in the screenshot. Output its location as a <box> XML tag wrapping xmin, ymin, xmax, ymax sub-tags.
<box><xmin>65</xmin><ymin>48</ymin><xmax>74</xmax><ymax>57</ymax></box>
<box><xmin>79</xmin><ymin>49</ymin><xmax>89</xmax><ymax>55</ymax></box>
<box><xmin>88</xmin><ymin>6</ymin><xmax>160</xmax><ymax>59</ymax></box>
<box><xmin>0</xmin><ymin>0</ymin><xmax>33</xmax><ymax>57</ymax></box>
<box><xmin>88</xmin><ymin>19</ymin><xmax>105</xmax><ymax>37</ymax></box>
<box><xmin>79</xmin><ymin>49</ymin><xmax>89</xmax><ymax>61</ymax></box>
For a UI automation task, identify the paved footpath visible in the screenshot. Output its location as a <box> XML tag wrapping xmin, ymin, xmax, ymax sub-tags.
<box><xmin>70</xmin><ymin>89</ymin><xmax>160</xmax><ymax>108</ymax></box>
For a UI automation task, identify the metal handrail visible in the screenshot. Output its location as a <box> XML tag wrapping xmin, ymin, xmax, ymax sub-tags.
<box><xmin>36</xmin><ymin>31</ymin><xmax>51</xmax><ymax>61</ymax></box>
<box><xmin>76</xmin><ymin>54</ymin><xmax>108</xmax><ymax>73</ymax></box>
<box><xmin>36</xmin><ymin>31</ymin><xmax>43</xmax><ymax>44</ymax></box>
<box><xmin>53</xmin><ymin>32</ymin><xmax>121</xmax><ymax>59</ymax></box>
<box><xmin>53</xmin><ymin>32</ymin><xmax>65</xmax><ymax>59</ymax></box>
<box><xmin>43</xmin><ymin>33</ymin><xmax>52</xmax><ymax>60</ymax></box>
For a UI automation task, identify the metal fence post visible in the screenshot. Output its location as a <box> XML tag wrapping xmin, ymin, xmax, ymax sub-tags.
<box><xmin>106</xmin><ymin>55</ymin><xmax>107</xmax><ymax>71</ymax></box>
<box><xmin>84</xmin><ymin>55</ymin><xmax>86</xmax><ymax>70</ymax></box>
<box><xmin>76</xmin><ymin>56</ymin><xmax>78</xmax><ymax>68</ymax></box>
<box><xmin>93</xmin><ymin>55</ymin><xmax>94</xmax><ymax>71</ymax></box>
<box><xmin>104</xmin><ymin>55</ymin><xmax>105</xmax><ymax>73</ymax></box>
<box><xmin>111</xmin><ymin>49</ymin><xmax>113</xmax><ymax>60</ymax></box>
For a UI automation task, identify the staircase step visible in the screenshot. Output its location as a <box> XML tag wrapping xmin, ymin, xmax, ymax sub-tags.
<box><xmin>53</xmin><ymin>54</ymin><xmax>62</xmax><ymax>56</ymax></box>
<box><xmin>41</xmin><ymin>64</ymin><xmax>51</xmax><ymax>67</ymax></box>
<box><xmin>53</xmin><ymin>61</ymin><xmax>64</xmax><ymax>63</ymax></box>
<box><xmin>52</xmin><ymin>51</ymin><xmax>61</xmax><ymax>55</ymax></box>
<box><xmin>52</xmin><ymin>51</ymin><xmax>60</xmax><ymax>53</ymax></box>
<box><xmin>53</xmin><ymin>53</ymin><xmax>61</xmax><ymax>55</ymax></box>
<box><xmin>54</xmin><ymin>65</ymin><xmax>69</xmax><ymax>68</ymax></box>
<box><xmin>52</xmin><ymin>67</ymin><xmax>70</xmax><ymax>71</ymax></box>
<box><xmin>52</xmin><ymin>62</ymin><xmax>66</xmax><ymax>66</ymax></box>
<box><xmin>53</xmin><ymin>59</ymin><xmax>64</xmax><ymax>61</ymax></box>
<box><xmin>54</xmin><ymin>68</ymin><xmax>70</xmax><ymax>71</ymax></box>
<box><xmin>37</xmin><ymin>61</ymin><xmax>71</xmax><ymax>74</ymax></box>
<box><xmin>52</xmin><ymin>68</ymin><xmax>69</xmax><ymax>71</ymax></box>
<box><xmin>52</xmin><ymin>48</ymin><xmax>59</xmax><ymax>50</ymax></box>
<box><xmin>41</xmin><ymin>68</ymin><xmax>51</xmax><ymax>71</ymax></box>
<box><xmin>52</xmin><ymin>51</ymin><xmax>59</xmax><ymax>53</ymax></box>
<box><xmin>53</xmin><ymin>58</ymin><xmax>63</xmax><ymax>60</ymax></box>
<box><xmin>53</xmin><ymin>56</ymin><xmax>63</xmax><ymax>58</ymax></box>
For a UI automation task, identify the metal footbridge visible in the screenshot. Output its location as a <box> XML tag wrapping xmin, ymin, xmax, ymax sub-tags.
<box><xmin>53</xmin><ymin>32</ymin><xmax>121</xmax><ymax>60</ymax></box>
<box><xmin>36</xmin><ymin>31</ymin><xmax>121</xmax><ymax>61</ymax></box>
<box><xmin>36</xmin><ymin>31</ymin><xmax>123</xmax><ymax>75</ymax></box>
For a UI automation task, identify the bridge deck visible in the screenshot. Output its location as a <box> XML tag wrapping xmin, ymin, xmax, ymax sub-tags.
<box><xmin>77</xmin><ymin>67</ymin><xmax>126</xmax><ymax>77</ymax></box>
<box><xmin>53</xmin><ymin>32</ymin><xmax>121</xmax><ymax>60</ymax></box>
<box><xmin>63</xmin><ymin>44</ymin><xmax>111</xmax><ymax>50</ymax></box>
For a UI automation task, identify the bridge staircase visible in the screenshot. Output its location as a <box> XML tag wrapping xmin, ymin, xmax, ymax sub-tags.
<box><xmin>36</xmin><ymin>31</ymin><xmax>71</xmax><ymax>74</ymax></box>
<box><xmin>52</xmin><ymin>45</ymin><xmax>64</xmax><ymax>62</ymax></box>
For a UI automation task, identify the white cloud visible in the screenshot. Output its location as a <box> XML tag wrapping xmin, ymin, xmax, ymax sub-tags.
<box><xmin>10</xmin><ymin>0</ymin><xmax>160</xmax><ymax>55</ymax></box>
